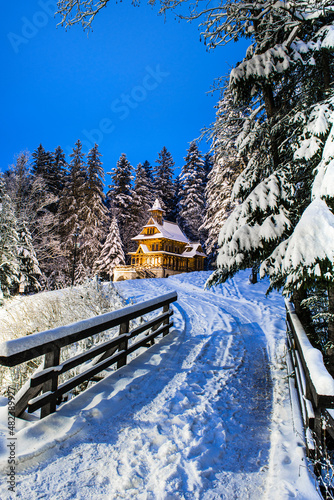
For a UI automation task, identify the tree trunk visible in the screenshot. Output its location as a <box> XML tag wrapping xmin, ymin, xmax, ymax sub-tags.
<box><xmin>262</xmin><ymin>84</ymin><xmax>280</xmax><ymax>169</ymax></box>
<box><xmin>249</xmin><ymin>264</ymin><xmax>259</xmax><ymax>284</ymax></box>
<box><xmin>321</xmin><ymin>51</ymin><xmax>331</xmax><ymax>92</ymax></box>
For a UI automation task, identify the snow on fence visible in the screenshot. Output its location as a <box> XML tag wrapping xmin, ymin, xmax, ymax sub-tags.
<box><xmin>0</xmin><ymin>291</ymin><xmax>177</xmax><ymax>419</ymax></box>
<box><xmin>285</xmin><ymin>300</ymin><xmax>334</xmax><ymax>456</ymax></box>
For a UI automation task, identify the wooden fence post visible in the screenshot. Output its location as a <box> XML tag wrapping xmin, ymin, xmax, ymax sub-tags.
<box><xmin>40</xmin><ymin>346</ymin><xmax>60</xmax><ymax>418</ymax></box>
<box><xmin>163</xmin><ymin>304</ymin><xmax>170</xmax><ymax>337</ymax></box>
<box><xmin>117</xmin><ymin>321</ymin><xmax>129</xmax><ymax>369</ymax></box>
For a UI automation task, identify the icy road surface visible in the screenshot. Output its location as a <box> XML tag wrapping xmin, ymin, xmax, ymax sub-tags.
<box><xmin>0</xmin><ymin>271</ymin><xmax>320</xmax><ymax>499</ymax></box>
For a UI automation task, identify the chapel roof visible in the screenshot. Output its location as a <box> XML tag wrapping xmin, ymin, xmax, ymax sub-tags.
<box><xmin>132</xmin><ymin>219</ymin><xmax>189</xmax><ymax>244</ymax></box>
<box><xmin>131</xmin><ymin>200</ymin><xmax>206</xmax><ymax>254</ymax></box>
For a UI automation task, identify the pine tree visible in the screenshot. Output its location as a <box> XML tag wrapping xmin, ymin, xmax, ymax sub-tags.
<box><xmin>201</xmin><ymin>2</ymin><xmax>334</xmax><ymax>360</ymax></box>
<box><xmin>58</xmin><ymin>139</ymin><xmax>87</xmax><ymax>284</ymax></box>
<box><xmin>80</xmin><ymin>144</ymin><xmax>109</xmax><ymax>273</ymax></box>
<box><xmin>201</xmin><ymin>90</ymin><xmax>246</xmax><ymax>257</ymax></box>
<box><xmin>0</xmin><ymin>178</ymin><xmax>19</xmax><ymax>297</ymax></box>
<box><xmin>133</xmin><ymin>163</ymin><xmax>154</xmax><ymax>228</ymax></box>
<box><xmin>107</xmin><ymin>153</ymin><xmax>134</xmax><ymax>255</ymax></box>
<box><xmin>168</xmin><ymin>174</ymin><xmax>181</xmax><ymax>224</ymax></box>
<box><xmin>202</xmin><ymin>155</ymin><xmax>243</xmax><ymax>258</ymax></box>
<box><xmin>179</xmin><ymin>142</ymin><xmax>206</xmax><ymax>241</ymax></box>
<box><xmin>203</xmin><ymin>153</ymin><xmax>213</xmax><ymax>187</ymax></box>
<box><xmin>94</xmin><ymin>217</ymin><xmax>125</xmax><ymax>280</ymax></box>
<box><xmin>153</xmin><ymin>147</ymin><xmax>175</xmax><ymax>220</ymax></box>
<box><xmin>50</xmin><ymin>146</ymin><xmax>67</xmax><ymax>196</ymax></box>
<box><xmin>142</xmin><ymin>160</ymin><xmax>154</xmax><ymax>185</ymax></box>
<box><xmin>17</xmin><ymin>220</ymin><xmax>42</xmax><ymax>293</ymax></box>
<box><xmin>5</xmin><ymin>152</ymin><xmax>31</xmax><ymax>218</ymax></box>
<box><xmin>31</xmin><ymin>144</ymin><xmax>54</xmax><ymax>186</ymax></box>
<box><xmin>4</xmin><ymin>152</ymin><xmax>58</xmax><ymax>287</ymax></box>
<box><xmin>207</xmin><ymin>1</ymin><xmax>334</xmax><ymax>300</ymax></box>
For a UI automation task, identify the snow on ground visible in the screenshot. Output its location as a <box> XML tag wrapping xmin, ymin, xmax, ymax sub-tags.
<box><xmin>0</xmin><ymin>271</ymin><xmax>321</xmax><ymax>499</ymax></box>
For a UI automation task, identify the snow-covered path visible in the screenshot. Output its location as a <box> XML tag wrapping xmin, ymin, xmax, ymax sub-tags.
<box><xmin>0</xmin><ymin>271</ymin><xmax>320</xmax><ymax>499</ymax></box>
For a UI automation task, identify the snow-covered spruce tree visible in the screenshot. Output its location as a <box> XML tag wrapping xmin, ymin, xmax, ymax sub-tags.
<box><xmin>80</xmin><ymin>144</ymin><xmax>108</xmax><ymax>274</ymax></box>
<box><xmin>4</xmin><ymin>152</ymin><xmax>31</xmax><ymax>218</ymax></box>
<box><xmin>203</xmin><ymin>153</ymin><xmax>213</xmax><ymax>187</ymax></box>
<box><xmin>107</xmin><ymin>153</ymin><xmax>134</xmax><ymax>256</ymax></box>
<box><xmin>133</xmin><ymin>162</ymin><xmax>154</xmax><ymax>229</ymax></box>
<box><xmin>201</xmin><ymin>89</ymin><xmax>246</xmax><ymax>258</ymax></box>
<box><xmin>48</xmin><ymin>145</ymin><xmax>67</xmax><ymax>199</ymax></box>
<box><xmin>142</xmin><ymin>160</ymin><xmax>154</xmax><ymax>186</ymax></box>
<box><xmin>205</xmin><ymin>5</ymin><xmax>333</xmax><ymax>264</ymax></box>
<box><xmin>168</xmin><ymin>174</ymin><xmax>181</xmax><ymax>224</ymax></box>
<box><xmin>0</xmin><ymin>178</ymin><xmax>19</xmax><ymax>297</ymax></box>
<box><xmin>4</xmin><ymin>152</ymin><xmax>58</xmax><ymax>288</ymax></box>
<box><xmin>36</xmin><ymin>147</ymin><xmax>67</xmax><ymax>288</ymax></box>
<box><xmin>153</xmin><ymin>147</ymin><xmax>176</xmax><ymax>220</ymax></box>
<box><xmin>202</xmin><ymin>156</ymin><xmax>244</xmax><ymax>259</ymax></box>
<box><xmin>94</xmin><ymin>216</ymin><xmax>125</xmax><ymax>280</ymax></box>
<box><xmin>17</xmin><ymin>220</ymin><xmax>42</xmax><ymax>293</ymax></box>
<box><xmin>58</xmin><ymin>139</ymin><xmax>87</xmax><ymax>284</ymax></box>
<box><xmin>261</xmin><ymin>91</ymin><xmax>334</xmax><ymax>346</ymax></box>
<box><xmin>179</xmin><ymin>142</ymin><xmax>206</xmax><ymax>242</ymax></box>
<box><xmin>200</xmin><ymin>2</ymin><xmax>334</xmax><ymax>353</ymax></box>
<box><xmin>31</xmin><ymin>144</ymin><xmax>55</xmax><ymax>186</ymax></box>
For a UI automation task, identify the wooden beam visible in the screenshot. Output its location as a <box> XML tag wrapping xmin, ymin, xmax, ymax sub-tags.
<box><xmin>117</xmin><ymin>321</ymin><xmax>129</xmax><ymax>369</ymax></box>
<box><xmin>0</xmin><ymin>292</ymin><xmax>177</xmax><ymax>367</ymax></box>
<box><xmin>13</xmin><ymin>385</ymin><xmax>43</xmax><ymax>418</ymax></box>
<box><xmin>30</xmin><ymin>334</ymin><xmax>128</xmax><ymax>387</ymax></box>
<box><xmin>41</xmin><ymin>347</ymin><xmax>60</xmax><ymax>418</ymax></box>
<box><xmin>28</xmin><ymin>321</ymin><xmax>173</xmax><ymax>415</ymax></box>
<box><xmin>28</xmin><ymin>349</ymin><xmax>127</xmax><ymax>413</ymax></box>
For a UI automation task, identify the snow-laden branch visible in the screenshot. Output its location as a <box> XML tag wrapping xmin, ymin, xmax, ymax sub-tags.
<box><xmin>215</xmin><ymin>171</ymin><xmax>292</xmax><ymax>272</ymax></box>
<box><xmin>261</xmin><ymin>198</ymin><xmax>334</xmax><ymax>292</ymax></box>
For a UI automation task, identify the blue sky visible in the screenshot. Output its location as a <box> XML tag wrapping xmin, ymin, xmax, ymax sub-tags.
<box><xmin>1</xmin><ymin>0</ymin><xmax>249</xmax><ymax>181</ymax></box>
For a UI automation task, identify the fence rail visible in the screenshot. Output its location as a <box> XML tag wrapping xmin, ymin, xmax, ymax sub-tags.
<box><xmin>285</xmin><ymin>300</ymin><xmax>334</xmax><ymax>456</ymax></box>
<box><xmin>0</xmin><ymin>291</ymin><xmax>177</xmax><ymax>419</ymax></box>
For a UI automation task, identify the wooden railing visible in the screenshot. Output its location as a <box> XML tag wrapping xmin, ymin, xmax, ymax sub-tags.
<box><xmin>0</xmin><ymin>291</ymin><xmax>177</xmax><ymax>419</ymax></box>
<box><xmin>286</xmin><ymin>300</ymin><xmax>334</xmax><ymax>455</ymax></box>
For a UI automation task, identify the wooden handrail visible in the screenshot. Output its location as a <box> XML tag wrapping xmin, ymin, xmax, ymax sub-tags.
<box><xmin>285</xmin><ymin>299</ymin><xmax>334</xmax><ymax>457</ymax></box>
<box><xmin>0</xmin><ymin>291</ymin><xmax>177</xmax><ymax>418</ymax></box>
<box><xmin>286</xmin><ymin>300</ymin><xmax>334</xmax><ymax>408</ymax></box>
<box><xmin>0</xmin><ymin>291</ymin><xmax>177</xmax><ymax>367</ymax></box>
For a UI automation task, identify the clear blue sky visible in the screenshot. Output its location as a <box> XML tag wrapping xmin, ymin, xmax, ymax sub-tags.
<box><xmin>1</xmin><ymin>0</ymin><xmax>248</xmax><ymax>181</ymax></box>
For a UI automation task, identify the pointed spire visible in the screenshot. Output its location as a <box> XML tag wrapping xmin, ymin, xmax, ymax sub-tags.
<box><xmin>148</xmin><ymin>199</ymin><xmax>164</xmax><ymax>224</ymax></box>
<box><xmin>149</xmin><ymin>198</ymin><xmax>164</xmax><ymax>213</ymax></box>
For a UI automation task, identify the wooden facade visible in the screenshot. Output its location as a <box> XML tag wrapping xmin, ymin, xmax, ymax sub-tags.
<box><xmin>113</xmin><ymin>199</ymin><xmax>206</xmax><ymax>281</ymax></box>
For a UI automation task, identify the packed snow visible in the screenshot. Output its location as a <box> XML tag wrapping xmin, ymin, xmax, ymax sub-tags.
<box><xmin>0</xmin><ymin>271</ymin><xmax>321</xmax><ymax>499</ymax></box>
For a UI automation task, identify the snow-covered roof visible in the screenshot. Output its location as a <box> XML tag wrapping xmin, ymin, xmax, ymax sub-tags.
<box><xmin>182</xmin><ymin>243</ymin><xmax>206</xmax><ymax>258</ymax></box>
<box><xmin>140</xmin><ymin>244</ymin><xmax>149</xmax><ymax>253</ymax></box>
<box><xmin>149</xmin><ymin>199</ymin><xmax>164</xmax><ymax>213</ymax></box>
<box><xmin>132</xmin><ymin>219</ymin><xmax>189</xmax><ymax>244</ymax></box>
